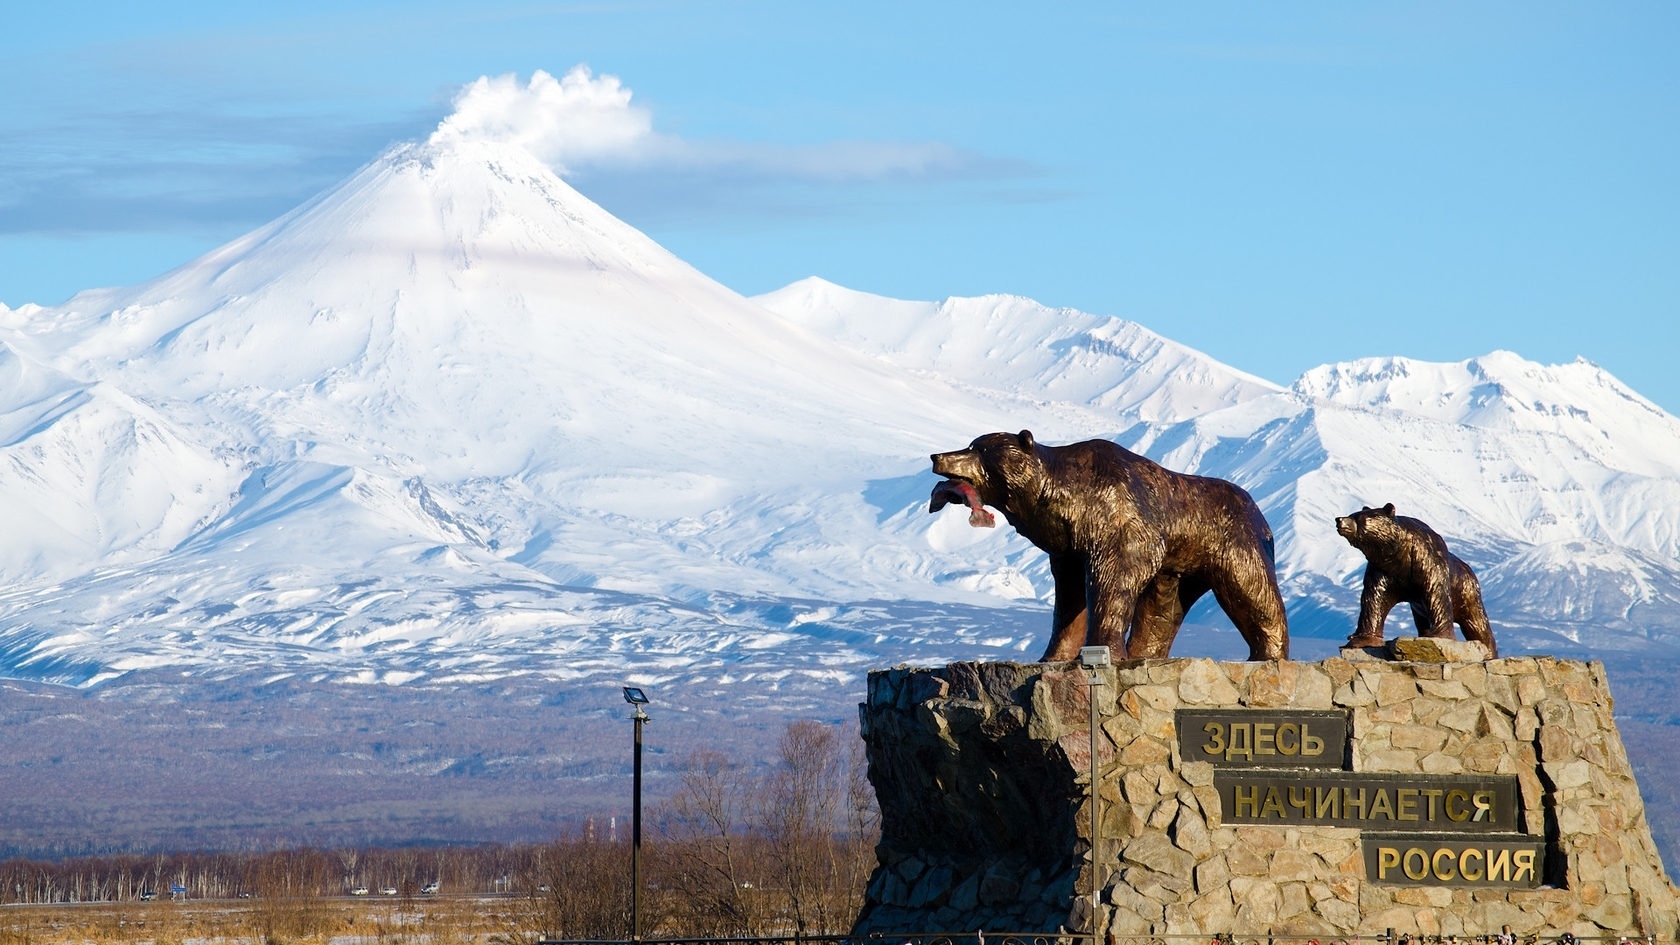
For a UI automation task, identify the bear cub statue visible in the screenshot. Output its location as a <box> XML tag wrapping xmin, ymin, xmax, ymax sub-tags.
<box><xmin>1335</xmin><ymin>503</ymin><xmax>1497</xmax><ymax>658</ymax></box>
<box><xmin>929</xmin><ymin>430</ymin><xmax>1289</xmax><ymax>662</ymax></box>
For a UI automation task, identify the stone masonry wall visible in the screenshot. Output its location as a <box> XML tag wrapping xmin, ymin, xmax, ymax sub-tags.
<box><xmin>853</xmin><ymin>653</ymin><xmax>1680</xmax><ymax>939</ymax></box>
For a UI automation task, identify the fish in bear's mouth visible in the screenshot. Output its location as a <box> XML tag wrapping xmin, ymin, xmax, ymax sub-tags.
<box><xmin>928</xmin><ymin>478</ymin><xmax>995</xmax><ymax>528</ymax></box>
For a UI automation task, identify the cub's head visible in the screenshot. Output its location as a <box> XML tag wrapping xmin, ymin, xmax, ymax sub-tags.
<box><xmin>1335</xmin><ymin>503</ymin><xmax>1401</xmax><ymax>548</ymax></box>
<box><xmin>930</xmin><ymin>430</ymin><xmax>1041</xmax><ymax>513</ymax></box>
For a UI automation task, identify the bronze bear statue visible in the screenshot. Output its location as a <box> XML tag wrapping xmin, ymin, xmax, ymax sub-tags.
<box><xmin>930</xmin><ymin>430</ymin><xmax>1289</xmax><ymax>662</ymax></box>
<box><xmin>1336</xmin><ymin>503</ymin><xmax>1497</xmax><ymax>658</ymax></box>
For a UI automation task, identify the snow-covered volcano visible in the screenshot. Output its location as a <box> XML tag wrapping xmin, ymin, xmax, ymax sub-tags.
<box><xmin>0</xmin><ymin>123</ymin><xmax>1271</xmax><ymax>689</ymax></box>
<box><xmin>2</xmin><ymin>108</ymin><xmax>1680</xmax><ymax>696</ymax></box>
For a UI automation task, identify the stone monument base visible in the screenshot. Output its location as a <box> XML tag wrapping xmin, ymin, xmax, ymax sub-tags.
<box><xmin>854</xmin><ymin>649</ymin><xmax>1679</xmax><ymax>938</ymax></box>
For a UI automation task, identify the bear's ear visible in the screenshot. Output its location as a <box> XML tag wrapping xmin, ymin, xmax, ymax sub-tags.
<box><xmin>1017</xmin><ymin>430</ymin><xmax>1035</xmax><ymax>450</ymax></box>
<box><xmin>1380</xmin><ymin>503</ymin><xmax>1395</xmax><ymax>517</ymax></box>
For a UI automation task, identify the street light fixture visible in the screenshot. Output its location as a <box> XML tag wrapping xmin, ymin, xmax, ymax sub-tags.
<box><xmin>1077</xmin><ymin>646</ymin><xmax>1110</xmax><ymax>931</ymax></box>
<box><xmin>622</xmin><ymin>686</ymin><xmax>651</xmax><ymax>940</ymax></box>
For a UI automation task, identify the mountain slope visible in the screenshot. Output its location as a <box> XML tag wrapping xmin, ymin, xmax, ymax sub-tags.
<box><xmin>0</xmin><ymin>340</ymin><xmax>242</xmax><ymax>580</ymax></box>
<box><xmin>756</xmin><ymin>277</ymin><xmax>1281</xmax><ymax>423</ymax></box>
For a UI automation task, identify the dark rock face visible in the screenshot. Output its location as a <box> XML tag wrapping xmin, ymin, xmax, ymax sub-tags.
<box><xmin>929</xmin><ymin>431</ymin><xmax>1288</xmax><ymax>662</ymax></box>
<box><xmin>854</xmin><ymin>655</ymin><xmax>1679</xmax><ymax>938</ymax></box>
<box><xmin>857</xmin><ymin>661</ymin><xmax>1088</xmax><ymax>933</ymax></box>
<box><xmin>1336</xmin><ymin>504</ymin><xmax>1497</xmax><ymax>657</ymax></box>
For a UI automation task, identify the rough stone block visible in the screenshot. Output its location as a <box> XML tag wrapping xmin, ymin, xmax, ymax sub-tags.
<box><xmin>1392</xmin><ymin>725</ymin><xmax>1450</xmax><ymax>752</ymax></box>
<box><xmin>978</xmin><ymin>860</ymin><xmax>1021</xmax><ymax>905</ymax></box>
<box><xmin>1278</xmin><ymin>880</ymin><xmax>1311</xmax><ymax>921</ymax></box>
<box><xmin>1375</xmin><ymin>672</ymin><xmax>1420</xmax><ymax>705</ymax></box>
<box><xmin>1371</xmin><ymin>700</ymin><xmax>1416</xmax><ymax>724</ymax></box>
<box><xmin>945</xmin><ymin>871</ymin><xmax>980</xmax><ymax>912</ymax></box>
<box><xmin>1172</xmin><ymin>804</ymin><xmax>1212</xmax><ymax>858</ymax></box>
<box><xmin>1339</xmin><ymin>644</ymin><xmax>1389</xmax><ymax>662</ymax></box>
<box><xmin>1176</xmin><ymin>659</ymin><xmax>1243</xmax><ymax>702</ymax></box>
<box><xmin>1121</xmin><ymin>831</ymin><xmax>1195</xmax><ymax>876</ymax></box>
<box><xmin>1234</xmin><ymin>825</ymin><xmax>1287</xmax><ymax>856</ymax></box>
<box><xmin>1391</xmin><ymin>636</ymin><xmax>1490</xmax><ymax>662</ymax></box>
<box><xmin>1396</xmin><ymin>886</ymin><xmax>1457</xmax><ymax>907</ymax></box>
<box><xmin>1420</xmin><ymin>678</ymin><xmax>1474</xmax><ymax>700</ymax></box>
<box><xmin>1462</xmin><ymin>738</ymin><xmax>1506</xmax><ymax>772</ymax></box>
<box><xmin>1439</xmin><ymin>701</ymin><xmax>1485</xmax><ymax>733</ymax></box>
<box><xmin>1364</xmin><ymin>747</ymin><xmax>1421</xmax><ymax>771</ymax></box>
<box><xmin>1269</xmin><ymin>849</ymin><xmax>1320</xmax><ymax>883</ymax></box>
<box><xmin>1316</xmin><ymin>896</ymin><xmax>1361</xmax><ymax>928</ymax></box>
<box><xmin>1230</xmin><ymin>875</ymin><xmax>1282</xmax><ymax>922</ymax></box>
<box><xmin>907</xmin><ymin>865</ymin><xmax>952</xmax><ymax>908</ymax></box>
<box><xmin>1194</xmin><ymin>853</ymin><xmax>1231</xmax><ymax>895</ymax></box>
<box><xmin>1419</xmin><ymin>750</ymin><xmax>1465</xmax><ymax>774</ymax></box>
<box><xmin>1119</xmin><ymin>735</ymin><xmax>1172</xmax><ymax>766</ymax></box>
<box><xmin>1224</xmin><ymin>839</ymin><xmax>1271</xmax><ymax>877</ymax></box>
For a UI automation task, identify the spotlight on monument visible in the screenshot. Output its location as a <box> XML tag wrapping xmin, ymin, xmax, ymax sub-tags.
<box><xmin>621</xmin><ymin>686</ymin><xmax>650</xmax><ymax>940</ymax></box>
<box><xmin>1077</xmin><ymin>646</ymin><xmax>1109</xmax><ymax>922</ymax></box>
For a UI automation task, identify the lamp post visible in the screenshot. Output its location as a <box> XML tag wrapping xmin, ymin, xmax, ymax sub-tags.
<box><xmin>1077</xmin><ymin>646</ymin><xmax>1111</xmax><ymax>930</ymax></box>
<box><xmin>622</xmin><ymin>686</ymin><xmax>651</xmax><ymax>941</ymax></box>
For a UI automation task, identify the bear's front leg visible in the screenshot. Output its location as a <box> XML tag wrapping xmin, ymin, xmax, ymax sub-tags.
<box><xmin>1039</xmin><ymin>553</ymin><xmax>1091</xmax><ymax>662</ymax></box>
<box><xmin>1346</xmin><ymin>569</ymin><xmax>1397</xmax><ymax>647</ymax></box>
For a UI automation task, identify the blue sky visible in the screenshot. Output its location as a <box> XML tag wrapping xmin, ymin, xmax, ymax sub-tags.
<box><xmin>5</xmin><ymin>2</ymin><xmax>1677</xmax><ymax>414</ymax></box>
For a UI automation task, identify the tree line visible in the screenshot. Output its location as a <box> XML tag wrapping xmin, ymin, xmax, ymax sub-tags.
<box><xmin>0</xmin><ymin>719</ymin><xmax>878</xmax><ymax>940</ymax></box>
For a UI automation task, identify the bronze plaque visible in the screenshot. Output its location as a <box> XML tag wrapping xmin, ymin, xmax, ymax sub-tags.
<box><xmin>1362</xmin><ymin>834</ymin><xmax>1545</xmax><ymax>887</ymax></box>
<box><xmin>1213</xmin><ymin>771</ymin><xmax>1522</xmax><ymax>832</ymax></box>
<box><xmin>1177</xmin><ymin>709</ymin><xmax>1348</xmax><ymax>768</ymax></box>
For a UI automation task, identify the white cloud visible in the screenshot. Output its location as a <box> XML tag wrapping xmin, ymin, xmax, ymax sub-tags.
<box><xmin>429</xmin><ymin>66</ymin><xmax>658</xmax><ymax>174</ymax></box>
<box><xmin>429</xmin><ymin>67</ymin><xmax>999</xmax><ymax>185</ymax></box>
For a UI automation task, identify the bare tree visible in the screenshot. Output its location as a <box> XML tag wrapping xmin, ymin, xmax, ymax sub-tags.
<box><xmin>656</xmin><ymin>749</ymin><xmax>766</xmax><ymax>935</ymax></box>
<box><xmin>519</xmin><ymin>830</ymin><xmax>633</xmax><ymax>942</ymax></box>
<box><xmin>841</xmin><ymin>728</ymin><xmax>882</xmax><ymax>924</ymax></box>
<box><xmin>754</xmin><ymin>719</ymin><xmax>867</xmax><ymax>936</ymax></box>
<box><xmin>337</xmin><ymin>847</ymin><xmax>362</xmax><ymax>893</ymax></box>
<box><xmin>246</xmin><ymin>850</ymin><xmax>334</xmax><ymax>944</ymax></box>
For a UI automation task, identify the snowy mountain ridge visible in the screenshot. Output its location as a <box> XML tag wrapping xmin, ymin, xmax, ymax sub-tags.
<box><xmin>755</xmin><ymin>277</ymin><xmax>1281</xmax><ymax>422</ymax></box>
<box><xmin>2</xmin><ymin>119</ymin><xmax>1680</xmax><ymax>698</ymax></box>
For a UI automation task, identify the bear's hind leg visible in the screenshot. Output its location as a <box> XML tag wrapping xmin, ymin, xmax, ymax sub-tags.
<box><xmin>1413</xmin><ymin>576</ymin><xmax>1456</xmax><ymax>639</ymax></box>
<box><xmin>1456</xmin><ymin>605</ymin><xmax>1497</xmax><ymax>658</ymax></box>
<box><xmin>1407</xmin><ymin>602</ymin><xmax>1452</xmax><ymax>639</ymax></box>
<box><xmin>1452</xmin><ymin>586</ymin><xmax>1497</xmax><ymax>658</ymax></box>
<box><xmin>1210</xmin><ymin>572</ymin><xmax>1288</xmax><ymax>661</ymax></box>
<box><xmin>1448</xmin><ymin>557</ymin><xmax>1497</xmax><ymax>658</ymax></box>
<box><xmin>1127</xmin><ymin>573</ymin><xmax>1198</xmax><ymax>659</ymax></box>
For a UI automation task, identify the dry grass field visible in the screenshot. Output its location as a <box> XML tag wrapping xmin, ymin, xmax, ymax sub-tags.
<box><xmin>0</xmin><ymin>894</ymin><xmax>547</xmax><ymax>945</ymax></box>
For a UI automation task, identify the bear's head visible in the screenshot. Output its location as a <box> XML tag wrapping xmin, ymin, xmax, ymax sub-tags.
<box><xmin>930</xmin><ymin>430</ymin><xmax>1041</xmax><ymax>517</ymax></box>
<box><xmin>1336</xmin><ymin>503</ymin><xmax>1401</xmax><ymax>549</ymax></box>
